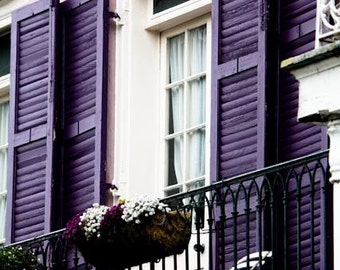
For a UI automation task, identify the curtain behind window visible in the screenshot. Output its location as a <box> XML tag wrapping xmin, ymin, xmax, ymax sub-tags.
<box><xmin>167</xmin><ymin>25</ymin><xmax>206</xmax><ymax>191</ymax></box>
<box><xmin>168</xmin><ymin>33</ymin><xmax>184</xmax><ymax>187</ymax></box>
<box><xmin>0</xmin><ymin>101</ymin><xmax>9</xmax><ymax>241</ymax></box>
<box><xmin>188</xmin><ymin>26</ymin><xmax>206</xmax><ymax>183</ymax></box>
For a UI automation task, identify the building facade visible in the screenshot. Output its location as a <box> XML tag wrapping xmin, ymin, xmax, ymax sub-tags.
<box><xmin>0</xmin><ymin>0</ymin><xmax>335</xmax><ymax>269</ymax></box>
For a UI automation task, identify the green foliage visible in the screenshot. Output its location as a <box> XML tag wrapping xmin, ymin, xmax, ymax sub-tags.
<box><xmin>0</xmin><ymin>244</ymin><xmax>42</xmax><ymax>270</ymax></box>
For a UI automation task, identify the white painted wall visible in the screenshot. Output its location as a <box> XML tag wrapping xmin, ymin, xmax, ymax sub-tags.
<box><xmin>112</xmin><ymin>0</ymin><xmax>161</xmax><ymax>199</ymax></box>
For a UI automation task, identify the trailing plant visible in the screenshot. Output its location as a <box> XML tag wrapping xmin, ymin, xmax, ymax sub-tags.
<box><xmin>0</xmin><ymin>244</ymin><xmax>41</xmax><ymax>270</ymax></box>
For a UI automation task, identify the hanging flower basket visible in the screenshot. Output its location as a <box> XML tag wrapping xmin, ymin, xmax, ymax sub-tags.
<box><xmin>63</xmin><ymin>196</ymin><xmax>191</xmax><ymax>269</ymax></box>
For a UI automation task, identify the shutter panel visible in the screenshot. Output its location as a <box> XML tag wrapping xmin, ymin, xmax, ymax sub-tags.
<box><xmin>211</xmin><ymin>0</ymin><xmax>267</xmax><ymax>268</ymax></box>
<box><xmin>278</xmin><ymin>1</ymin><xmax>330</xmax><ymax>269</ymax></box>
<box><xmin>61</xmin><ymin>0</ymin><xmax>108</xmax><ymax>223</ymax></box>
<box><xmin>211</xmin><ymin>0</ymin><xmax>266</xmax><ymax>181</ymax></box>
<box><xmin>6</xmin><ymin>0</ymin><xmax>58</xmax><ymax>243</ymax></box>
<box><xmin>279</xmin><ymin>0</ymin><xmax>326</xmax><ymax>160</ymax></box>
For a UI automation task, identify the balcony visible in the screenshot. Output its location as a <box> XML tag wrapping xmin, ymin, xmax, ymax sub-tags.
<box><xmin>3</xmin><ymin>150</ymin><xmax>332</xmax><ymax>270</ymax></box>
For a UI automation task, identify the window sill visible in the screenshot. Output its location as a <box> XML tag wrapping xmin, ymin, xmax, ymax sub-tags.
<box><xmin>145</xmin><ymin>0</ymin><xmax>211</xmax><ymax>32</ymax></box>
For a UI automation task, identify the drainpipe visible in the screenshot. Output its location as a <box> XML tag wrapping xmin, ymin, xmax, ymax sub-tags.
<box><xmin>281</xmin><ymin>40</ymin><xmax>340</xmax><ymax>270</ymax></box>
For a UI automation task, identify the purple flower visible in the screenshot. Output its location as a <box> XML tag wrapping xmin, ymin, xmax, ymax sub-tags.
<box><xmin>101</xmin><ymin>204</ymin><xmax>124</xmax><ymax>230</ymax></box>
<box><xmin>63</xmin><ymin>213</ymin><xmax>81</xmax><ymax>240</ymax></box>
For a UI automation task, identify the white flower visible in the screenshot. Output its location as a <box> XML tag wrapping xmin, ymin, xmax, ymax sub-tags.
<box><xmin>121</xmin><ymin>195</ymin><xmax>170</xmax><ymax>223</ymax></box>
<box><xmin>79</xmin><ymin>203</ymin><xmax>109</xmax><ymax>240</ymax></box>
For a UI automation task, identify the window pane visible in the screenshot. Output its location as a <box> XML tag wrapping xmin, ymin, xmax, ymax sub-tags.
<box><xmin>0</xmin><ymin>150</ymin><xmax>7</xmax><ymax>192</ymax></box>
<box><xmin>0</xmin><ymin>102</ymin><xmax>9</xmax><ymax>145</ymax></box>
<box><xmin>0</xmin><ymin>33</ymin><xmax>10</xmax><ymax>77</ymax></box>
<box><xmin>187</xmin><ymin>179</ymin><xmax>205</xmax><ymax>191</ymax></box>
<box><xmin>154</xmin><ymin>0</ymin><xmax>190</xmax><ymax>14</ymax></box>
<box><xmin>168</xmin><ymin>33</ymin><xmax>184</xmax><ymax>83</ymax></box>
<box><xmin>168</xmin><ymin>85</ymin><xmax>184</xmax><ymax>134</ymax></box>
<box><xmin>189</xmin><ymin>26</ymin><xmax>206</xmax><ymax>75</ymax></box>
<box><xmin>167</xmin><ymin>136</ymin><xmax>183</xmax><ymax>186</ymax></box>
<box><xmin>188</xmin><ymin>129</ymin><xmax>205</xmax><ymax>179</ymax></box>
<box><xmin>0</xmin><ymin>101</ymin><xmax>9</xmax><ymax>241</ymax></box>
<box><xmin>0</xmin><ymin>196</ymin><xmax>5</xmax><ymax>241</ymax></box>
<box><xmin>189</xmin><ymin>77</ymin><xmax>206</xmax><ymax>127</ymax></box>
<box><xmin>165</xmin><ymin>187</ymin><xmax>182</xmax><ymax>197</ymax></box>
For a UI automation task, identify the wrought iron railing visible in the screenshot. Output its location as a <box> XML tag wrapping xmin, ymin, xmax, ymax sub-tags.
<box><xmin>5</xmin><ymin>150</ymin><xmax>332</xmax><ymax>270</ymax></box>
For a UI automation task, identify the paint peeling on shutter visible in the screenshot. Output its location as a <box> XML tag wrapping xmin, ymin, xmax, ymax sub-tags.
<box><xmin>7</xmin><ymin>0</ymin><xmax>58</xmax><ymax>243</ymax></box>
<box><xmin>60</xmin><ymin>0</ymin><xmax>108</xmax><ymax>223</ymax></box>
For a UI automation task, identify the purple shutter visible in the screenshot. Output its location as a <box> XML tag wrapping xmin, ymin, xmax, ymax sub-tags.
<box><xmin>279</xmin><ymin>0</ymin><xmax>327</xmax><ymax>160</ymax></box>
<box><xmin>211</xmin><ymin>0</ymin><xmax>267</xmax><ymax>268</ymax></box>
<box><xmin>60</xmin><ymin>0</ymin><xmax>108</xmax><ymax>223</ymax></box>
<box><xmin>279</xmin><ymin>1</ymin><xmax>329</xmax><ymax>269</ymax></box>
<box><xmin>211</xmin><ymin>0</ymin><xmax>266</xmax><ymax>181</ymax></box>
<box><xmin>6</xmin><ymin>0</ymin><xmax>58</xmax><ymax>243</ymax></box>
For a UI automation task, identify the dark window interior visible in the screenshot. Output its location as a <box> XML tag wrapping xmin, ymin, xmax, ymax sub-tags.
<box><xmin>153</xmin><ymin>0</ymin><xmax>190</xmax><ymax>14</ymax></box>
<box><xmin>0</xmin><ymin>32</ymin><xmax>10</xmax><ymax>77</ymax></box>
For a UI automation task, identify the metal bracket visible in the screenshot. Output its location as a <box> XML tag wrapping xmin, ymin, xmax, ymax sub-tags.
<box><xmin>108</xmin><ymin>11</ymin><xmax>121</xmax><ymax>21</ymax></box>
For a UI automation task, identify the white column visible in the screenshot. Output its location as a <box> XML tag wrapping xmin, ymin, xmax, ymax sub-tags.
<box><xmin>327</xmin><ymin>120</ymin><xmax>340</xmax><ymax>184</ymax></box>
<box><xmin>327</xmin><ymin>119</ymin><xmax>340</xmax><ymax>270</ymax></box>
<box><xmin>334</xmin><ymin>184</ymin><xmax>340</xmax><ymax>270</ymax></box>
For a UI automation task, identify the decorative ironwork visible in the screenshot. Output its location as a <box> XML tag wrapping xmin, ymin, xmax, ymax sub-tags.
<box><xmin>5</xmin><ymin>150</ymin><xmax>333</xmax><ymax>270</ymax></box>
<box><xmin>317</xmin><ymin>0</ymin><xmax>340</xmax><ymax>44</ymax></box>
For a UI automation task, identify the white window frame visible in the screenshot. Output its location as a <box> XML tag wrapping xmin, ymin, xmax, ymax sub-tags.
<box><xmin>0</xmin><ymin>75</ymin><xmax>9</xmax><ymax>244</ymax></box>
<box><xmin>159</xmin><ymin>15</ymin><xmax>211</xmax><ymax>196</ymax></box>
<box><xmin>146</xmin><ymin>0</ymin><xmax>211</xmax><ymax>32</ymax></box>
<box><xmin>0</xmin><ymin>8</ymin><xmax>11</xmax><ymax>243</ymax></box>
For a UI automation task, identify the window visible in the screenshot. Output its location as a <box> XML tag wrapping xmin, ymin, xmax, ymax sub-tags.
<box><xmin>162</xmin><ymin>19</ymin><xmax>210</xmax><ymax>196</ymax></box>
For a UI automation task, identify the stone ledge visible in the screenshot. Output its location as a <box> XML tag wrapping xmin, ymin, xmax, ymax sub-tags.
<box><xmin>281</xmin><ymin>40</ymin><xmax>340</xmax><ymax>70</ymax></box>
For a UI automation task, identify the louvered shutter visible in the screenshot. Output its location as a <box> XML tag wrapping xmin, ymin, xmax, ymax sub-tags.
<box><xmin>279</xmin><ymin>0</ymin><xmax>327</xmax><ymax>160</ymax></box>
<box><xmin>211</xmin><ymin>0</ymin><xmax>266</xmax><ymax>181</ymax></box>
<box><xmin>6</xmin><ymin>0</ymin><xmax>59</xmax><ymax>243</ymax></box>
<box><xmin>60</xmin><ymin>0</ymin><xmax>108</xmax><ymax>223</ymax></box>
<box><xmin>278</xmin><ymin>1</ymin><xmax>330</xmax><ymax>269</ymax></box>
<box><xmin>211</xmin><ymin>0</ymin><xmax>268</xmax><ymax>268</ymax></box>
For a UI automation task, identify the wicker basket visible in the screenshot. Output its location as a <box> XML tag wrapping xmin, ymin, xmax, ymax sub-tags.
<box><xmin>74</xmin><ymin>210</ymin><xmax>191</xmax><ymax>269</ymax></box>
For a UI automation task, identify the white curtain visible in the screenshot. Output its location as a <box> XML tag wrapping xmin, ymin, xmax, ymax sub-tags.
<box><xmin>167</xmin><ymin>26</ymin><xmax>206</xmax><ymax>189</ymax></box>
<box><xmin>0</xmin><ymin>101</ymin><xmax>9</xmax><ymax>241</ymax></box>
<box><xmin>168</xmin><ymin>34</ymin><xmax>184</xmax><ymax>185</ymax></box>
<box><xmin>188</xmin><ymin>26</ymin><xmax>206</xmax><ymax>182</ymax></box>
